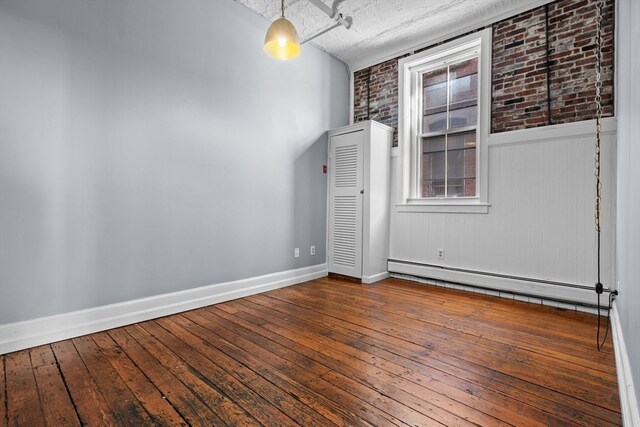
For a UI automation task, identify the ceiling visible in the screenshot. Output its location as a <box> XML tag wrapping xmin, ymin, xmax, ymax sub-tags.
<box><xmin>236</xmin><ymin>0</ymin><xmax>549</xmax><ymax>71</ymax></box>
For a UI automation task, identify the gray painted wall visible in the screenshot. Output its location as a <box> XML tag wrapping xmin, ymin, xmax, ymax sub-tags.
<box><xmin>0</xmin><ymin>0</ymin><xmax>349</xmax><ymax>324</ymax></box>
<box><xmin>616</xmin><ymin>0</ymin><xmax>640</xmax><ymax>407</ymax></box>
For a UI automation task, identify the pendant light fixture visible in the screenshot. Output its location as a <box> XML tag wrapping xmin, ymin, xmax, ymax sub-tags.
<box><xmin>264</xmin><ymin>0</ymin><xmax>300</xmax><ymax>60</ymax></box>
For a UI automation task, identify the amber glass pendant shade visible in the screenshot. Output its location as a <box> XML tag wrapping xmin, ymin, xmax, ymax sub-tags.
<box><xmin>264</xmin><ymin>17</ymin><xmax>300</xmax><ymax>60</ymax></box>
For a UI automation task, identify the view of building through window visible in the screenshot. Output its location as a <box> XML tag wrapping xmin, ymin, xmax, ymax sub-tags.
<box><xmin>421</xmin><ymin>57</ymin><xmax>478</xmax><ymax>198</ymax></box>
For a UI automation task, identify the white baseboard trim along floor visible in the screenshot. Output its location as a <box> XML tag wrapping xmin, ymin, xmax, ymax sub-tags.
<box><xmin>0</xmin><ymin>263</ymin><xmax>327</xmax><ymax>355</ymax></box>
<box><xmin>611</xmin><ymin>301</ymin><xmax>640</xmax><ymax>427</ymax></box>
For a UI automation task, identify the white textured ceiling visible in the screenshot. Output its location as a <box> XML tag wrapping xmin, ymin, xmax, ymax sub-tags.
<box><xmin>236</xmin><ymin>0</ymin><xmax>549</xmax><ymax>70</ymax></box>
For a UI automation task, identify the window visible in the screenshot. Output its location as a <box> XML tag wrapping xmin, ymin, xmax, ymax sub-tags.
<box><xmin>422</xmin><ymin>57</ymin><xmax>478</xmax><ymax>198</ymax></box>
<box><xmin>398</xmin><ymin>29</ymin><xmax>491</xmax><ymax>213</ymax></box>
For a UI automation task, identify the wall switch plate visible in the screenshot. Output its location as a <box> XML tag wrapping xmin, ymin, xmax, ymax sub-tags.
<box><xmin>437</xmin><ymin>248</ymin><xmax>444</xmax><ymax>259</ymax></box>
<box><xmin>294</xmin><ymin>248</ymin><xmax>300</xmax><ymax>258</ymax></box>
<box><xmin>310</xmin><ymin>245</ymin><xmax>316</xmax><ymax>255</ymax></box>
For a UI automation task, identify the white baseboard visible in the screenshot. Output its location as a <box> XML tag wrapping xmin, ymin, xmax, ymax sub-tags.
<box><xmin>362</xmin><ymin>271</ymin><xmax>390</xmax><ymax>284</ymax></box>
<box><xmin>0</xmin><ymin>263</ymin><xmax>327</xmax><ymax>355</ymax></box>
<box><xmin>387</xmin><ymin>261</ymin><xmax>597</xmax><ymax>305</ymax></box>
<box><xmin>611</xmin><ymin>301</ymin><xmax>640</xmax><ymax>427</ymax></box>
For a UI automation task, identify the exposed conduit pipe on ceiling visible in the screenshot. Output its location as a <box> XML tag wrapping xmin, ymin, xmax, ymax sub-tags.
<box><xmin>301</xmin><ymin>0</ymin><xmax>352</xmax><ymax>44</ymax></box>
<box><xmin>301</xmin><ymin>22</ymin><xmax>342</xmax><ymax>45</ymax></box>
<box><xmin>308</xmin><ymin>0</ymin><xmax>351</xmax><ymax>26</ymax></box>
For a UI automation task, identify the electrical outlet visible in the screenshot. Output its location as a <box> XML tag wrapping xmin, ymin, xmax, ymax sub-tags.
<box><xmin>294</xmin><ymin>248</ymin><xmax>300</xmax><ymax>258</ymax></box>
<box><xmin>310</xmin><ymin>245</ymin><xmax>316</xmax><ymax>255</ymax></box>
<box><xmin>437</xmin><ymin>248</ymin><xmax>445</xmax><ymax>259</ymax></box>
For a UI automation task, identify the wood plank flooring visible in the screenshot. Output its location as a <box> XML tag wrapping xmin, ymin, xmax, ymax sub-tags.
<box><xmin>1</xmin><ymin>277</ymin><xmax>621</xmax><ymax>426</ymax></box>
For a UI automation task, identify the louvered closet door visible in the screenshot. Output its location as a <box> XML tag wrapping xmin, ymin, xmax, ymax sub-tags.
<box><xmin>328</xmin><ymin>130</ymin><xmax>363</xmax><ymax>278</ymax></box>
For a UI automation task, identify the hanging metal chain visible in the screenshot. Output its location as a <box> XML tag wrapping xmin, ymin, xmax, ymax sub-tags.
<box><xmin>592</xmin><ymin>0</ymin><xmax>617</xmax><ymax>351</ymax></box>
<box><xmin>594</xmin><ymin>0</ymin><xmax>603</xmax><ymax>234</ymax></box>
<box><xmin>281</xmin><ymin>0</ymin><xmax>285</xmax><ymax>18</ymax></box>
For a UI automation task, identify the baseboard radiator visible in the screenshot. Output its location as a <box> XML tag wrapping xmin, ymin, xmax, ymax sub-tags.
<box><xmin>387</xmin><ymin>259</ymin><xmax>600</xmax><ymax>309</ymax></box>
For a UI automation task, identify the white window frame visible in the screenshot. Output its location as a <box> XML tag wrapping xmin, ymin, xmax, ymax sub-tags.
<box><xmin>397</xmin><ymin>28</ymin><xmax>492</xmax><ymax>213</ymax></box>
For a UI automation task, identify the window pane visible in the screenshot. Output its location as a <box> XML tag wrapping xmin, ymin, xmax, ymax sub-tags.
<box><xmin>449</xmin><ymin>105</ymin><xmax>477</xmax><ymax>129</ymax></box>
<box><xmin>424</xmin><ymin>180</ymin><xmax>446</xmax><ymax>198</ymax></box>
<box><xmin>422</xmin><ymin>67</ymin><xmax>447</xmax><ymax>133</ymax></box>
<box><xmin>422</xmin><ymin>67</ymin><xmax>447</xmax><ymax>108</ymax></box>
<box><xmin>447</xmin><ymin>179</ymin><xmax>465</xmax><ymax>197</ymax></box>
<box><xmin>423</xmin><ymin>81</ymin><xmax>447</xmax><ymax>111</ymax></box>
<box><xmin>450</xmin><ymin>58</ymin><xmax>478</xmax><ymax>103</ymax></box>
<box><xmin>446</xmin><ymin>144</ymin><xmax>476</xmax><ymax>197</ymax></box>
<box><xmin>446</xmin><ymin>147</ymin><xmax>476</xmax><ymax>180</ymax></box>
<box><xmin>422</xmin><ymin>151</ymin><xmax>445</xmax><ymax>181</ymax></box>
<box><xmin>447</xmin><ymin>149</ymin><xmax>465</xmax><ymax>180</ymax></box>
<box><xmin>464</xmin><ymin>178</ymin><xmax>476</xmax><ymax>197</ymax></box>
<box><xmin>449</xmin><ymin>58</ymin><xmax>478</xmax><ymax>129</ymax></box>
<box><xmin>422</xmin><ymin>136</ymin><xmax>445</xmax><ymax>198</ymax></box>
<box><xmin>463</xmin><ymin>144</ymin><xmax>477</xmax><ymax>180</ymax></box>
<box><xmin>424</xmin><ymin>135</ymin><xmax>445</xmax><ymax>152</ymax></box>
<box><xmin>447</xmin><ymin>177</ymin><xmax>475</xmax><ymax>198</ymax></box>
<box><xmin>447</xmin><ymin>131</ymin><xmax>476</xmax><ymax>150</ymax></box>
<box><xmin>423</xmin><ymin>111</ymin><xmax>447</xmax><ymax>133</ymax></box>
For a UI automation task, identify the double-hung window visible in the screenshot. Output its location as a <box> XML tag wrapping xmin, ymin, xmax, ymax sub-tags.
<box><xmin>421</xmin><ymin>56</ymin><xmax>478</xmax><ymax>198</ymax></box>
<box><xmin>398</xmin><ymin>29</ymin><xmax>491</xmax><ymax>213</ymax></box>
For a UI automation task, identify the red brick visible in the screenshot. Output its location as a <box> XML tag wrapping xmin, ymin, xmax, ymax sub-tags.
<box><xmin>352</xmin><ymin>0</ymin><xmax>614</xmax><ymax>141</ymax></box>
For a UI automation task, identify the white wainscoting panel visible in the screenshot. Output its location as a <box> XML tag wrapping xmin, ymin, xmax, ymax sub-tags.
<box><xmin>390</xmin><ymin>119</ymin><xmax>616</xmax><ymax>304</ymax></box>
<box><xmin>0</xmin><ymin>263</ymin><xmax>327</xmax><ymax>355</ymax></box>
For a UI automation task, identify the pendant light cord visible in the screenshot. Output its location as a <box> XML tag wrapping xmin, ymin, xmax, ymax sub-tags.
<box><xmin>281</xmin><ymin>0</ymin><xmax>285</xmax><ymax>18</ymax></box>
<box><xmin>597</xmin><ymin>291</ymin><xmax>614</xmax><ymax>351</ymax></box>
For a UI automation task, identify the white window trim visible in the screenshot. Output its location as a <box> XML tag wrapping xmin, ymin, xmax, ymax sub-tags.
<box><xmin>397</xmin><ymin>28</ymin><xmax>492</xmax><ymax>213</ymax></box>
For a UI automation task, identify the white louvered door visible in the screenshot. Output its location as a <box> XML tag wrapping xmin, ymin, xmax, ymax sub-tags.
<box><xmin>328</xmin><ymin>130</ymin><xmax>364</xmax><ymax>278</ymax></box>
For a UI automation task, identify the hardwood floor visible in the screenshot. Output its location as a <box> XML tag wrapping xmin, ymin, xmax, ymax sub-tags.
<box><xmin>1</xmin><ymin>277</ymin><xmax>621</xmax><ymax>426</ymax></box>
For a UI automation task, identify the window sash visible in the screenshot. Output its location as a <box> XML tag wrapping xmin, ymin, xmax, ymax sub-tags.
<box><xmin>416</xmin><ymin>54</ymin><xmax>479</xmax><ymax>199</ymax></box>
<box><xmin>420</xmin><ymin>132</ymin><xmax>477</xmax><ymax>198</ymax></box>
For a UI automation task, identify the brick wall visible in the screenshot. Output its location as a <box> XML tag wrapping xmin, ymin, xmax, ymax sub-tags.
<box><xmin>353</xmin><ymin>0</ymin><xmax>615</xmax><ymax>142</ymax></box>
<box><xmin>493</xmin><ymin>0</ymin><xmax>614</xmax><ymax>132</ymax></box>
<box><xmin>353</xmin><ymin>58</ymin><xmax>402</xmax><ymax>145</ymax></box>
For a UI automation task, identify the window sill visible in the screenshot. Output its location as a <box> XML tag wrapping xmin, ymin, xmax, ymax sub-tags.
<box><xmin>396</xmin><ymin>201</ymin><xmax>490</xmax><ymax>214</ymax></box>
